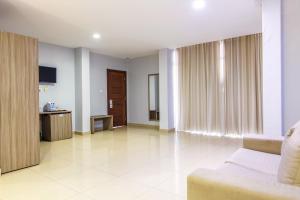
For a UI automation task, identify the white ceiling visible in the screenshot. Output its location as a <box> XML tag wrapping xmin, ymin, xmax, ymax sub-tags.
<box><xmin>0</xmin><ymin>0</ymin><xmax>262</xmax><ymax>58</ymax></box>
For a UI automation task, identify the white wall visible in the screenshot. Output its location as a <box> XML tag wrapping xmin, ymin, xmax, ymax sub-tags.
<box><xmin>75</xmin><ymin>49</ymin><xmax>82</xmax><ymax>131</ymax></box>
<box><xmin>39</xmin><ymin>42</ymin><xmax>76</xmax><ymax>130</ymax></box>
<box><xmin>89</xmin><ymin>53</ymin><xmax>127</xmax><ymax>116</ymax></box>
<box><xmin>39</xmin><ymin>43</ymin><xmax>128</xmax><ymax>131</ymax></box>
<box><xmin>159</xmin><ymin>49</ymin><xmax>174</xmax><ymax>130</ymax></box>
<box><xmin>127</xmin><ymin>54</ymin><xmax>159</xmax><ymax>126</ymax></box>
<box><xmin>282</xmin><ymin>0</ymin><xmax>300</xmax><ymax>131</ymax></box>
<box><xmin>262</xmin><ymin>0</ymin><xmax>283</xmax><ymax>135</ymax></box>
<box><xmin>75</xmin><ymin>48</ymin><xmax>91</xmax><ymax>133</ymax></box>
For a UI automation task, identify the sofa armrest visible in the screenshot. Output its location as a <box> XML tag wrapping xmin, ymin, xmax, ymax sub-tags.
<box><xmin>243</xmin><ymin>135</ymin><xmax>283</xmax><ymax>155</ymax></box>
<box><xmin>188</xmin><ymin>169</ymin><xmax>300</xmax><ymax>200</ymax></box>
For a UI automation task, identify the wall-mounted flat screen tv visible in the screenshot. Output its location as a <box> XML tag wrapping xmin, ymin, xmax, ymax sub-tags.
<box><xmin>39</xmin><ymin>66</ymin><xmax>57</xmax><ymax>83</ymax></box>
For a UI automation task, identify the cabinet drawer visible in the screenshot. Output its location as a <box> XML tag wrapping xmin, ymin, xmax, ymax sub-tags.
<box><xmin>50</xmin><ymin>113</ymin><xmax>72</xmax><ymax>141</ymax></box>
<box><xmin>42</xmin><ymin>113</ymin><xmax>72</xmax><ymax>141</ymax></box>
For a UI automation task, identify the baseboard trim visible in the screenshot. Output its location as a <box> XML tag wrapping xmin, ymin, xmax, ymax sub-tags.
<box><xmin>128</xmin><ymin>123</ymin><xmax>159</xmax><ymax>129</ymax></box>
<box><xmin>159</xmin><ymin>128</ymin><xmax>175</xmax><ymax>133</ymax></box>
<box><xmin>74</xmin><ymin>131</ymin><xmax>91</xmax><ymax>135</ymax></box>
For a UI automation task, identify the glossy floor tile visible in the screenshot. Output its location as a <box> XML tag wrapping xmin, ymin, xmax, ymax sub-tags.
<box><xmin>0</xmin><ymin>127</ymin><xmax>242</xmax><ymax>200</ymax></box>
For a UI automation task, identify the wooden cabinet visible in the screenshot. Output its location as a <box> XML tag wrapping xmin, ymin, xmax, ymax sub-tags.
<box><xmin>41</xmin><ymin>111</ymin><xmax>73</xmax><ymax>141</ymax></box>
<box><xmin>0</xmin><ymin>32</ymin><xmax>40</xmax><ymax>174</ymax></box>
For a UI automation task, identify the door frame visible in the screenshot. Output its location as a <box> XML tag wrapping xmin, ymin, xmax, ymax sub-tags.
<box><xmin>107</xmin><ymin>69</ymin><xmax>127</xmax><ymax>126</ymax></box>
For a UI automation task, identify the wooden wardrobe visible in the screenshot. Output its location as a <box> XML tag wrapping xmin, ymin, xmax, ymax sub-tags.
<box><xmin>0</xmin><ymin>32</ymin><xmax>40</xmax><ymax>174</ymax></box>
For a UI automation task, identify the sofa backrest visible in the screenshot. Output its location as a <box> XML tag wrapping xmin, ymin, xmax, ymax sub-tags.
<box><xmin>278</xmin><ymin>121</ymin><xmax>300</xmax><ymax>186</ymax></box>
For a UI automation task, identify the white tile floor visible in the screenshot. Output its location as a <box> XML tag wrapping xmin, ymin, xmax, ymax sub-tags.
<box><xmin>0</xmin><ymin>127</ymin><xmax>242</xmax><ymax>200</ymax></box>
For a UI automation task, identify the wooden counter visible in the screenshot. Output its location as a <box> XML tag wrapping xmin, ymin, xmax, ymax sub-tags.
<box><xmin>40</xmin><ymin>110</ymin><xmax>72</xmax><ymax>115</ymax></box>
<box><xmin>40</xmin><ymin>111</ymin><xmax>72</xmax><ymax>141</ymax></box>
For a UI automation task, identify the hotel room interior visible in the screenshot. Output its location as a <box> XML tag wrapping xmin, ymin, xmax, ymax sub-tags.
<box><xmin>0</xmin><ymin>0</ymin><xmax>300</xmax><ymax>199</ymax></box>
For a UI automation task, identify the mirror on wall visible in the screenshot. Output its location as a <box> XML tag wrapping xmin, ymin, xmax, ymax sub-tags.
<box><xmin>148</xmin><ymin>74</ymin><xmax>159</xmax><ymax>121</ymax></box>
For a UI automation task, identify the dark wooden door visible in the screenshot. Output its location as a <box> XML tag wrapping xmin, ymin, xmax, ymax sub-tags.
<box><xmin>107</xmin><ymin>69</ymin><xmax>127</xmax><ymax>127</ymax></box>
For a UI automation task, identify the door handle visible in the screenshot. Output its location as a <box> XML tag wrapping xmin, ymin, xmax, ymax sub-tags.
<box><xmin>109</xmin><ymin>99</ymin><xmax>113</xmax><ymax>109</ymax></box>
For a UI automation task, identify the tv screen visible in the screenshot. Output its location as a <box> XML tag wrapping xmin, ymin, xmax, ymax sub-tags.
<box><xmin>39</xmin><ymin>66</ymin><xmax>56</xmax><ymax>83</ymax></box>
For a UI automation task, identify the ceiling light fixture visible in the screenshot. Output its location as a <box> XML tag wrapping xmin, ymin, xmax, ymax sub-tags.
<box><xmin>192</xmin><ymin>0</ymin><xmax>206</xmax><ymax>10</ymax></box>
<box><xmin>93</xmin><ymin>33</ymin><xmax>101</xmax><ymax>39</ymax></box>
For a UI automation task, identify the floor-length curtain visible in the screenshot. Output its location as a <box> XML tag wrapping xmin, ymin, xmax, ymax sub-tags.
<box><xmin>177</xmin><ymin>34</ymin><xmax>263</xmax><ymax>136</ymax></box>
<box><xmin>224</xmin><ymin>33</ymin><xmax>263</xmax><ymax>135</ymax></box>
<box><xmin>177</xmin><ymin>41</ymin><xmax>222</xmax><ymax>133</ymax></box>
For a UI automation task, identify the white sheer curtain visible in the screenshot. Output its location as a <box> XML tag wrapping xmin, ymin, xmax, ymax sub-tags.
<box><xmin>176</xmin><ymin>34</ymin><xmax>263</xmax><ymax>136</ymax></box>
<box><xmin>177</xmin><ymin>41</ymin><xmax>222</xmax><ymax>134</ymax></box>
<box><xmin>224</xmin><ymin>33</ymin><xmax>263</xmax><ymax>135</ymax></box>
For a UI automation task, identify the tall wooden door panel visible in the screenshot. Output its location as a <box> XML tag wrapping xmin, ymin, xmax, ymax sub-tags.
<box><xmin>0</xmin><ymin>32</ymin><xmax>40</xmax><ymax>173</ymax></box>
<box><xmin>107</xmin><ymin>69</ymin><xmax>127</xmax><ymax>127</ymax></box>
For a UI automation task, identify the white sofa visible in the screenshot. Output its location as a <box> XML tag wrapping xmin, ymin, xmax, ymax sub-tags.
<box><xmin>188</xmin><ymin>134</ymin><xmax>300</xmax><ymax>200</ymax></box>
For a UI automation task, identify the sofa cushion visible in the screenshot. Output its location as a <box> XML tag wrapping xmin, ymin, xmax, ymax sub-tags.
<box><xmin>188</xmin><ymin>167</ymin><xmax>300</xmax><ymax>200</ymax></box>
<box><xmin>278</xmin><ymin>121</ymin><xmax>300</xmax><ymax>186</ymax></box>
<box><xmin>219</xmin><ymin>163</ymin><xmax>277</xmax><ymax>183</ymax></box>
<box><xmin>226</xmin><ymin>148</ymin><xmax>281</xmax><ymax>175</ymax></box>
<box><xmin>243</xmin><ymin>134</ymin><xmax>283</xmax><ymax>155</ymax></box>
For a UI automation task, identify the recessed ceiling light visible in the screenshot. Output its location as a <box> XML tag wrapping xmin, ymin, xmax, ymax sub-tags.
<box><xmin>192</xmin><ymin>0</ymin><xmax>206</xmax><ymax>10</ymax></box>
<box><xmin>93</xmin><ymin>33</ymin><xmax>101</xmax><ymax>39</ymax></box>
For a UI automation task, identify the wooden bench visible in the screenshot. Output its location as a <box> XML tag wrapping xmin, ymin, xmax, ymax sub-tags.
<box><xmin>90</xmin><ymin>115</ymin><xmax>113</xmax><ymax>133</ymax></box>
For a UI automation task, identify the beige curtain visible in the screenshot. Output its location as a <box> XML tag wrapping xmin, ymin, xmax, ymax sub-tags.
<box><xmin>177</xmin><ymin>41</ymin><xmax>222</xmax><ymax>133</ymax></box>
<box><xmin>177</xmin><ymin>33</ymin><xmax>263</xmax><ymax>135</ymax></box>
<box><xmin>224</xmin><ymin>33</ymin><xmax>263</xmax><ymax>135</ymax></box>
